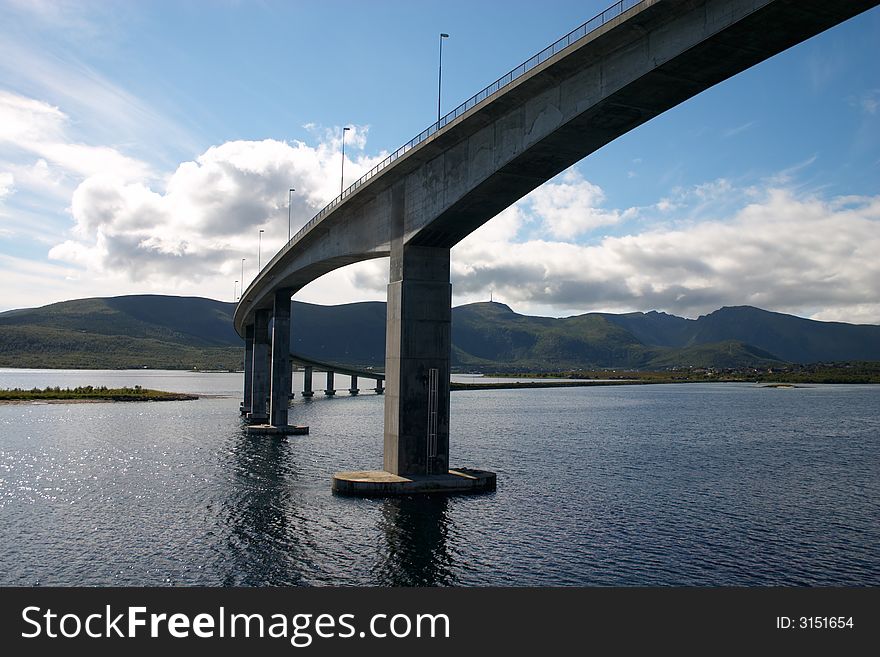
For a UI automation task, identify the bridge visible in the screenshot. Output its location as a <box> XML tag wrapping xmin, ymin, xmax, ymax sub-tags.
<box><xmin>234</xmin><ymin>0</ymin><xmax>879</xmax><ymax>494</ymax></box>
<box><xmin>288</xmin><ymin>354</ymin><xmax>384</xmax><ymax>398</ymax></box>
<box><xmin>240</xmin><ymin>353</ymin><xmax>384</xmax><ymax>433</ymax></box>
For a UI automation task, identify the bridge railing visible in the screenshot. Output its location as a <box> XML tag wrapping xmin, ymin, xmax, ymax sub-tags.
<box><xmin>282</xmin><ymin>0</ymin><xmax>644</xmax><ymax>254</ymax></box>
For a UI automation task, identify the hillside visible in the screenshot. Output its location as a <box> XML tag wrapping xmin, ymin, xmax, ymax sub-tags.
<box><xmin>599</xmin><ymin>306</ymin><xmax>880</xmax><ymax>362</ymax></box>
<box><xmin>1</xmin><ymin>295</ymin><xmax>877</xmax><ymax>370</ymax></box>
<box><xmin>452</xmin><ymin>303</ymin><xmax>655</xmax><ymax>370</ymax></box>
<box><xmin>0</xmin><ymin>296</ymin><xmax>241</xmax><ymax>369</ymax></box>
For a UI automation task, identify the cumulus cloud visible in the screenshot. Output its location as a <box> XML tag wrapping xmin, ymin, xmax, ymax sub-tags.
<box><xmin>451</xmin><ymin>183</ymin><xmax>880</xmax><ymax>322</ymax></box>
<box><xmin>49</xmin><ymin>131</ymin><xmax>385</xmax><ymax>285</ymax></box>
<box><xmin>330</xmin><ymin>169</ymin><xmax>880</xmax><ymax>324</ymax></box>
<box><xmin>527</xmin><ymin>169</ymin><xmax>636</xmax><ymax>239</ymax></box>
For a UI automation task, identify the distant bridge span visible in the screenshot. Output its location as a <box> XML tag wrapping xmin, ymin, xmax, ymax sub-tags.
<box><xmin>234</xmin><ymin>0</ymin><xmax>879</xmax><ymax>491</ymax></box>
<box><xmin>290</xmin><ymin>353</ymin><xmax>384</xmax><ymax>397</ymax></box>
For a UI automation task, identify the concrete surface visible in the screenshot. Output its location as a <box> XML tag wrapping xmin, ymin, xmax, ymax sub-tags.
<box><xmin>246</xmin><ymin>424</ymin><xmax>310</xmax><ymax>436</ymax></box>
<box><xmin>332</xmin><ymin>468</ymin><xmax>496</xmax><ymax>496</ymax></box>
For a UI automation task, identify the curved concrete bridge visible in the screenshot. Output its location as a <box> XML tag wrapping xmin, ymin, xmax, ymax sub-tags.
<box><xmin>234</xmin><ymin>0</ymin><xmax>878</xmax><ymax>491</ymax></box>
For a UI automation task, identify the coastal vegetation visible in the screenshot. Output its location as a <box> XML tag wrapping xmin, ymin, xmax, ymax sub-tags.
<box><xmin>0</xmin><ymin>385</ymin><xmax>198</xmax><ymax>402</ymax></box>
<box><xmin>490</xmin><ymin>361</ymin><xmax>880</xmax><ymax>385</ymax></box>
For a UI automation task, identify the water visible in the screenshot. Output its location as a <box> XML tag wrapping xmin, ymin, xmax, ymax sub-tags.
<box><xmin>0</xmin><ymin>369</ymin><xmax>877</xmax><ymax>586</ymax></box>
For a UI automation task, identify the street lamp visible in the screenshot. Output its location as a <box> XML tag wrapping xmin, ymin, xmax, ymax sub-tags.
<box><xmin>234</xmin><ymin>280</ymin><xmax>238</xmax><ymax>302</ymax></box>
<box><xmin>258</xmin><ymin>229</ymin><xmax>265</xmax><ymax>270</ymax></box>
<box><xmin>241</xmin><ymin>258</ymin><xmax>246</xmax><ymax>291</ymax></box>
<box><xmin>438</xmin><ymin>33</ymin><xmax>449</xmax><ymax>125</ymax></box>
<box><xmin>341</xmin><ymin>126</ymin><xmax>350</xmax><ymax>196</ymax></box>
<box><xmin>288</xmin><ymin>188</ymin><xmax>295</xmax><ymax>242</ymax></box>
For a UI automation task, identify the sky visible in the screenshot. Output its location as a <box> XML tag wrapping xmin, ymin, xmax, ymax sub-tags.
<box><xmin>0</xmin><ymin>0</ymin><xmax>878</xmax><ymax>323</ymax></box>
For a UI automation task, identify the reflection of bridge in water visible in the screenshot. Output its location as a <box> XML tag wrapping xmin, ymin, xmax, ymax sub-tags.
<box><xmin>234</xmin><ymin>0</ymin><xmax>879</xmax><ymax>494</ymax></box>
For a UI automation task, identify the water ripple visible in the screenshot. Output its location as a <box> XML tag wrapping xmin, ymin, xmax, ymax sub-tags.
<box><xmin>0</xmin><ymin>380</ymin><xmax>877</xmax><ymax>586</ymax></box>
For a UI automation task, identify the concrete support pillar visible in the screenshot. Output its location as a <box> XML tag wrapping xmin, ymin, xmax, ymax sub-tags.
<box><xmin>383</xmin><ymin>243</ymin><xmax>451</xmax><ymax>476</ymax></box>
<box><xmin>302</xmin><ymin>366</ymin><xmax>314</xmax><ymax>397</ymax></box>
<box><xmin>375</xmin><ymin>378</ymin><xmax>384</xmax><ymax>394</ymax></box>
<box><xmin>325</xmin><ymin>371</ymin><xmax>336</xmax><ymax>396</ymax></box>
<box><xmin>248</xmin><ymin>309</ymin><xmax>271</xmax><ymax>423</ymax></box>
<box><xmin>241</xmin><ymin>324</ymin><xmax>254</xmax><ymax>415</ymax></box>
<box><xmin>269</xmin><ymin>289</ymin><xmax>292</xmax><ymax>427</ymax></box>
<box><xmin>349</xmin><ymin>375</ymin><xmax>359</xmax><ymax>395</ymax></box>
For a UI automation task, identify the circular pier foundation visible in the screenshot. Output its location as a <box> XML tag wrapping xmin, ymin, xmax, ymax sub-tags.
<box><xmin>332</xmin><ymin>468</ymin><xmax>496</xmax><ymax>496</ymax></box>
<box><xmin>245</xmin><ymin>424</ymin><xmax>309</xmax><ymax>436</ymax></box>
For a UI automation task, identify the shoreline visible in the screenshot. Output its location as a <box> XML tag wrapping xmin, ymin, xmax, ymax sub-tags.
<box><xmin>0</xmin><ymin>397</ymin><xmax>199</xmax><ymax>405</ymax></box>
<box><xmin>452</xmin><ymin>379</ymin><xmax>682</xmax><ymax>391</ymax></box>
<box><xmin>0</xmin><ymin>387</ymin><xmax>199</xmax><ymax>404</ymax></box>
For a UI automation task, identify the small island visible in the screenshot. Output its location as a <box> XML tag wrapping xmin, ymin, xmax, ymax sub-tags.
<box><xmin>0</xmin><ymin>385</ymin><xmax>198</xmax><ymax>403</ymax></box>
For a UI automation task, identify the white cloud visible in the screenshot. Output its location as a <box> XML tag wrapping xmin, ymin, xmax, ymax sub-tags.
<box><xmin>859</xmin><ymin>89</ymin><xmax>880</xmax><ymax>115</ymax></box>
<box><xmin>48</xmin><ymin>131</ymin><xmax>386</xmax><ymax>288</ymax></box>
<box><xmin>0</xmin><ymin>90</ymin><xmax>151</xmax><ymax>181</ymax></box>
<box><xmin>0</xmin><ymin>172</ymin><xmax>14</xmax><ymax>200</ymax></box>
<box><xmin>450</xmin><ymin>183</ymin><xmax>880</xmax><ymax>323</ymax></box>
<box><xmin>723</xmin><ymin>120</ymin><xmax>756</xmax><ymax>138</ymax></box>
<box><xmin>0</xmin><ymin>91</ymin><xmax>66</xmax><ymax>143</ymax></box>
<box><xmin>526</xmin><ymin>169</ymin><xmax>635</xmax><ymax>239</ymax></box>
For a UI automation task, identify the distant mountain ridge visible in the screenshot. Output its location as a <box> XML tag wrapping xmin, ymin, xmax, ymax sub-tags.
<box><xmin>597</xmin><ymin>305</ymin><xmax>880</xmax><ymax>363</ymax></box>
<box><xmin>1</xmin><ymin>295</ymin><xmax>878</xmax><ymax>370</ymax></box>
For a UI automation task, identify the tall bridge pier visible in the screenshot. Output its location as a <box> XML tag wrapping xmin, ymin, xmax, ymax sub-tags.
<box><xmin>383</xmin><ymin>243</ymin><xmax>451</xmax><ymax>476</ymax></box>
<box><xmin>335</xmin><ymin>189</ymin><xmax>495</xmax><ymax>494</ymax></box>
<box><xmin>246</xmin><ymin>297</ymin><xmax>308</xmax><ymax>436</ymax></box>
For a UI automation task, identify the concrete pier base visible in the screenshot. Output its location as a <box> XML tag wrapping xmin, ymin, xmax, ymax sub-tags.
<box><xmin>250</xmin><ymin>310</ymin><xmax>271</xmax><ymax>422</ymax></box>
<box><xmin>332</xmin><ymin>468</ymin><xmax>496</xmax><ymax>496</ymax></box>
<box><xmin>269</xmin><ymin>289</ymin><xmax>293</xmax><ymax>427</ymax></box>
<box><xmin>324</xmin><ymin>370</ymin><xmax>336</xmax><ymax>396</ymax></box>
<box><xmin>246</xmin><ymin>424</ymin><xmax>309</xmax><ymax>436</ymax></box>
<box><xmin>302</xmin><ymin>366</ymin><xmax>314</xmax><ymax>398</ymax></box>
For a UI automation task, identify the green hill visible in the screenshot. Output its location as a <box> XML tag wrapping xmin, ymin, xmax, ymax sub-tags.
<box><xmin>1</xmin><ymin>295</ymin><xmax>877</xmax><ymax>371</ymax></box>
<box><xmin>0</xmin><ymin>295</ymin><xmax>242</xmax><ymax>369</ymax></box>
<box><xmin>452</xmin><ymin>303</ymin><xmax>656</xmax><ymax>370</ymax></box>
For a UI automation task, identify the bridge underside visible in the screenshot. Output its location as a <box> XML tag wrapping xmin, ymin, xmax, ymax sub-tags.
<box><xmin>235</xmin><ymin>0</ymin><xmax>879</xmax><ymax>491</ymax></box>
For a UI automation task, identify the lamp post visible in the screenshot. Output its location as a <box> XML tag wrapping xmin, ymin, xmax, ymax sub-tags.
<box><xmin>341</xmin><ymin>126</ymin><xmax>350</xmax><ymax>196</ymax></box>
<box><xmin>234</xmin><ymin>280</ymin><xmax>238</xmax><ymax>302</ymax></box>
<box><xmin>258</xmin><ymin>229</ymin><xmax>264</xmax><ymax>270</ymax></box>
<box><xmin>288</xmin><ymin>188</ymin><xmax>295</xmax><ymax>242</ymax></box>
<box><xmin>241</xmin><ymin>258</ymin><xmax>245</xmax><ymax>291</ymax></box>
<box><xmin>438</xmin><ymin>33</ymin><xmax>449</xmax><ymax>125</ymax></box>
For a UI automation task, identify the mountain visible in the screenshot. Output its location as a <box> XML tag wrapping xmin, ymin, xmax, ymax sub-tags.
<box><xmin>0</xmin><ymin>296</ymin><xmax>241</xmax><ymax>370</ymax></box>
<box><xmin>685</xmin><ymin>306</ymin><xmax>880</xmax><ymax>363</ymax></box>
<box><xmin>1</xmin><ymin>295</ymin><xmax>878</xmax><ymax>370</ymax></box>
<box><xmin>599</xmin><ymin>305</ymin><xmax>880</xmax><ymax>363</ymax></box>
<box><xmin>452</xmin><ymin>302</ymin><xmax>655</xmax><ymax>370</ymax></box>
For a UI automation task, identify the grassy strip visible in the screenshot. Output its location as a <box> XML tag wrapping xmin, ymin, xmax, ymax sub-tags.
<box><xmin>450</xmin><ymin>379</ymin><xmax>683</xmax><ymax>391</ymax></box>
<box><xmin>0</xmin><ymin>385</ymin><xmax>198</xmax><ymax>401</ymax></box>
<box><xmin>487</xmin><ymin>364</ymin><xmax>880</xmax><ymax>384</ymax></box>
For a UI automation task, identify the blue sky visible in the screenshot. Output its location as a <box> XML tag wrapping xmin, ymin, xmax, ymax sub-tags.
<box><xmin>1</xmin><ymin>0</ymin><xmax>878</xmax><ymax>322</ymax></box>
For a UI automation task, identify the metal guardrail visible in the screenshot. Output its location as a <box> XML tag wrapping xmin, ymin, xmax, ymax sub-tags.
<box><xmin>268</xmin><ymin>0</ymin><xmax>644</xmax><ymax>271</ymax></box>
